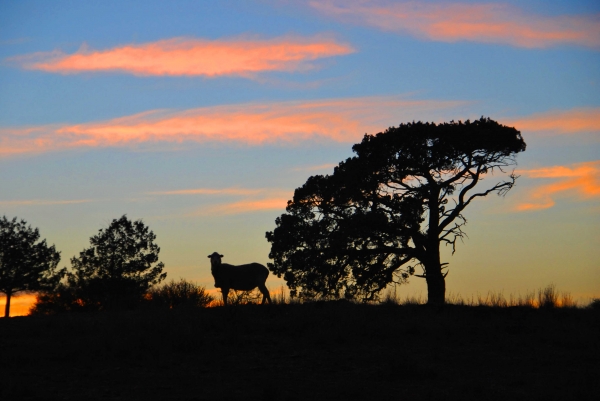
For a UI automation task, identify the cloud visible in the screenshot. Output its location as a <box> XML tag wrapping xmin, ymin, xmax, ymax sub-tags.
<box><xmin>0</xmin><ymin>96</ymin><xmax>467</xmax><ymax>155</ymax></box>
<box><xmin>9</xmin><ymin>35</ymin><xmax>354</xmax><ymax>77</ymax></box>
<box><xmin>310</xmin><ymin>0</ymin><xmax>600</xmax><ymax>49</ymax></box>
<box><xmin>507</xmin><ymin>107</ymin><xmax>600</xmax><ymax>136</ymax></box>
<box><xmin>147</xmin><ymin>186</ymin><xmax>291</xmax><ymax>216</ymax></box>
<box><xmin>202</xmin><ymin>197</ymin><xmax>290</xmax><ymax>215</ymax></box>
<box><xmin>292</xmin><ymin>163</ymin><xmax>338</xmax><ymax>172</ymax></box>
<box><xmin>516</xmin><ymin>161</ymin><xmax>600</xmax><ymax>211</ymax></box>
<box><xmin>149</xmin><ymin>188</ymin><xmax>262</xmax><ymax>196</ymax></box>
<box><xmin>0</xmin><ymin>199</ymin><xmax>92</xmax><ymax>206</ymax></box>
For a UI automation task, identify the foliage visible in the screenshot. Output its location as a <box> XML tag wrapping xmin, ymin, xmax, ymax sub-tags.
<box><xmin>146</xmin><ymin>278</ymin><xmax>213</xmax><ymax>309</ymax></box>
<box><xmin>0</xmin><ymin>216</ymin><xmax>63</xmax><ymax>317</ymax></box>
<box><xmin>65</xmin><ymin>215</ymin><xmax>166</xmax><ymax>311</ymax></box>
<box><xmin>29</xmin><ymin>284</ymin><xmax>84</xmax><ymax>315</ymax></box>
<box><xmin>588</xmin><ymin>298</ymin><xmax>600</xmax><ymax>311</ymax></box>
<box><xmin>267</xmin><ymin>118</ymin><xmax>526</xmax><ymax>304</ymax></box>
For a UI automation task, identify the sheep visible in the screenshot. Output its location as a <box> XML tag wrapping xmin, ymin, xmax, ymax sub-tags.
<box><xmin>208</xmin><ymin>252</ymin><xmax>271</xmax><ymax>306</ymax></box>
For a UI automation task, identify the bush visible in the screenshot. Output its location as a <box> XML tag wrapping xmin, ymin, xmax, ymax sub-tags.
<box><xmin>588</xmin><ymin>298</ymin><xmax>600</xmax><ymax>311</ymax></box>
<box><xmin>146</xmin><ymin>279</ymin><xmax>213</xmax><ymax>309</ymax></box>
<box><xmin>29</xmin><ymin>284</ymin><xmax>88</xmax><ymax>315</ymax></box>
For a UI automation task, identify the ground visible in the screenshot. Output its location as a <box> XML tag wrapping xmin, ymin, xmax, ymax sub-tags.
<box><xmin>1</xmin><ymin>302</ymin><xmax>598</xmax><ymax>400</ymax></box>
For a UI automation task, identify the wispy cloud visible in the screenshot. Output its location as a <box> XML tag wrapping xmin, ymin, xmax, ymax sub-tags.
<box><xmin>148</xmin><ymin>186</ymin><xmax>291</xmax><ymax>216</ymax></box>
<box><xmin>0</xmin><ymin>199</ymin><xmax>93</xmax><ymax>206</ymax></box>
<box><xmin>201</xmin><ymin>197</ymin><xmax>290</xmax><ymax>215</ymax></box>
<box><xmin>508</xmin><ymin>107</ymin><xmax>600</xmax><ymax>136</ymax></box>
<box><xmin>310</xmin><ymin>1</ymin><xmax>600</xmax><ymax>49</ymax></box>
<box><xmin>0</xmin><ymin>96</ymin><xmax>467</xmax><ymax>155</ymax></box>
<box><xmin>292</xmin><ymin>163</ymin><xmax>338</xmax><ymax>172</ymax></box>
<box><xmin>8</xmin><ymin>35</ymin><xmax>354</xmax><ymax>77</ymax></box>
<box><xmin>516</xmin><ymin>161</ymin><xmax>600</xmax><ymax>211</ymax></box>
<box><xmin>149</xmin><ymin>188</ymin><xmax>262</xmax><ymax>196</ymax></box>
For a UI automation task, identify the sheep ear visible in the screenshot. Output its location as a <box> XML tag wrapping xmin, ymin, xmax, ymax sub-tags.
<box><xmin>220</xmin><ymin>254</ymin><xmax>224</xmax><ymax>257</ymax></box>
<box><xmin>207</xmin><ymin>255</ymin><xmax>211</xmax><ymax>258</ymax></box>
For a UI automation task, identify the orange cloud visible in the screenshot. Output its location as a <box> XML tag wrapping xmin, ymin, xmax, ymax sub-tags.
<box><xmin>0</xmin><ymin>96</ymin><xmax>466</xmax><ymax>155</ymax></box>
<box><xmin>310</xmin><ymin>1</ymin><xmax>600</xmax><ymax>49</ymax></box>
<box><xmin>204</xmin><ymin>197</ymin><xmax>290</xmax><ymax>215</ymax></box>
<box><xmin>10</xmin><ymin>35</ymin><xmax>354</xmax><ymax>77</ymax></box>
<box><xmin>516</xmin><ymin>161</ymin><xmax>600</xmax><ymax>211</ymax></box>
<box><xmin>147</xmin><ymin>186</ymin><xmax>291</xmax><ymax>216</ymax></box>
<box><xmin>508</xmin><ymin>108</ymin><xmax>600</xmax><ymax>136</ymax></box>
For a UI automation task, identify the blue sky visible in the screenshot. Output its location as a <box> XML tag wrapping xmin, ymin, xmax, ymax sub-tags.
<box><xmin>1</xmin><ymin>0</ymin><xmax>599</xmax><ymax>313</ymax></box>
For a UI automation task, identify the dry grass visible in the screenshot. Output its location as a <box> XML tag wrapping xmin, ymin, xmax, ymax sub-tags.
<box><xmin>201</xmin><ymin>284</ymin><xmax>589</xmax><ymax>310</ymax></box>
<box><xmin>376</xmin><ymin>284</ymin><xmax>580</xmax><ymax>308</ymax></box>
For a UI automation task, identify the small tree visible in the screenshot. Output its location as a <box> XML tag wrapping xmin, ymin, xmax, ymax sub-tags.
<box><xmin>267</xmin><ymin>118</ymin><xmax>526</xmax><ymax>305</ymax></box>
<box><xmin>67</xmin><ymin>215</ymin><xmax>166</xmax><ymax>310</ymax></box>
<box><xmin>0</xmin><ymin>216</ymin><xmax>63</xmax><ymax>317</ymax></box>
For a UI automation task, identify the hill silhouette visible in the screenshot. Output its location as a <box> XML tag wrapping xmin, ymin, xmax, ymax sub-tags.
<box><xmin>2</xmin><ymin>302</ymin><xmax>598</xmax><ymax>400</ymax></box>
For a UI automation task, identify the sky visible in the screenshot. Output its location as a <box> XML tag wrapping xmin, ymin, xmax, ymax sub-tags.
<box><xmin>1</xmin><ymin>0</ymin><xmax>599</xmax><ymax>315</ymax></box>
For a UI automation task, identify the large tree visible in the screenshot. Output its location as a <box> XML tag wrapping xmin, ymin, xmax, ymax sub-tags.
<box><xmin>67</xmin><ymin>215</ymin><xmax>166</xmax><ymax>310</ymax></box>
<box><xmin>0</xmin><ymin>216</ymin><xmax>63</xmax><ymax>317</ymax></box>
<box><xmin>267</xmin><ymin>118</ymin><xmax>526</xmax><ymax>305</ymax></box>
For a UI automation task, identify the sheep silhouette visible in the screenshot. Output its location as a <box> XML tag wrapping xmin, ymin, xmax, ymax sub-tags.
<box><xmin>208</xmin><ymin>252</ymin><xmax>271</xmax><ymax>306</ymax></box>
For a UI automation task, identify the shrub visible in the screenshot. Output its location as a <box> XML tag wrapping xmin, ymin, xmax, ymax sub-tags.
<box><xmin>588</xmin><ymin>298</ymin><xmax>600</xmax><ymax>311</ymax></box>
<box><xmin>146</xmin><ymin>279</ymin><xmax>213</xmax><ymax>309</ymax></box>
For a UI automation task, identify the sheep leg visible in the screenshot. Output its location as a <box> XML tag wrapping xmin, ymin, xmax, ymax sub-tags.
<box><xmin>258</xmin><ymin>284</ymin><xmax>271</xmax><ymax>304</ymax></box>
<box><xmin>222</xmin><ymin>288</ymin><xmax>229</xmax><ymax>306</ymax></box>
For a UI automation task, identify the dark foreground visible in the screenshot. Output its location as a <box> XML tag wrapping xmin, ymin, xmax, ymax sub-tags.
<box><xmin>1</xmin><ymin>303</ymin><xmax>599</xmax><ymax>401</ymax></box>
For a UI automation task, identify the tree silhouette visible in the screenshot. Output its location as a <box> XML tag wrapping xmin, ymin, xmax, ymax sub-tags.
<box><xmin>0</xmin><ymin>216</ymin><xmax>63</xmax><ymax>317</ymax></box>
<box><xmin>267</xmin><ymin>118</ymin><xmax>526</xmax><ymax>305</ymax></box>
<box><xmin>67</xmin><ymin>215</ymin><xmax>166</xmax><ymax>310</ymax></box>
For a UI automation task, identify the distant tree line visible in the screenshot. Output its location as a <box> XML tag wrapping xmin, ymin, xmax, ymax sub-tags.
<box><xmin>0</xmin><ymin>215</ymin><xmax>213</xmax><ymax>317</ymax></box>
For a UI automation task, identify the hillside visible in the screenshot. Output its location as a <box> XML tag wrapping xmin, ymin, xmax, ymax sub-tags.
<box><xmin>1</xmin><ymin>303</ymin><xmax>599</xmax><ymax>400</ymax></box>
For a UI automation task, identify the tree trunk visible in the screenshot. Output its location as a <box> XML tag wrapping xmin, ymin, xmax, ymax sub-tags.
<box><xmin>425</xmin><ymin>267</ymin><xmax>446</xmax><ymax>305</ymax></box>
<box><xmin>424</xmin><ymin>186</ymin><xmax>445</xmax><ymax>305</ymax></box>
<box><xmin>424</xmin><ymin>247</ymin><xmax>446</xmax><ymax>305</ymax></box>
<box><xmin>4</xmin><ymin>292</ymin><xmax>12</xmax><ymax>318</ymax></box>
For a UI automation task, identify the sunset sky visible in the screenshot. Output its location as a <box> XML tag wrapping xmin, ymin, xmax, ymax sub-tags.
<box><xmin>1</xmin><ymin>0</ymin><xmax>599</xmax><ymax>315</ymax></box>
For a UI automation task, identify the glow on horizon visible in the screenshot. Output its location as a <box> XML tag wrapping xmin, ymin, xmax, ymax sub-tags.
<box><xmin>310</xmin><ymin>0</ymin><xmax>600</xmax><ymax>49</ymax></box>
<box><xmin>9</xmin><ymin>35</ymin><xmax>354</xmax><ymax>77</ymax></box>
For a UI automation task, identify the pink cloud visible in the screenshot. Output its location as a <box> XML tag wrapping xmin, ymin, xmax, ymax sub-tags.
<box><xmin>310</xmin><ymin>1</ymin><xmax>600</xmax><ymax>49</ymax></box>
<box><xmin>203</xmin><ymin>197</ymin><xmax>290</xmax><ymax>215</ymax></box>
<box><xmin>507</xmin><ymin>108</ymin><xmax>600</xmax><ymax>136</ymax></box>
<box><xmin>516</xmin><ymin>161</ymin><xmax>600</xmax><ymax>211</ymax></box>
<box><xmin>146</xmin><ymin>186</ymin><xmax>291</xmax><ymax>216</ymax></box>
<box><xmin>0</xmin><ymin>96</ymin><xmax>466</xmax><ymax>155</ymax></box>
<box><xmin>10</xmin><ymin>35</ymin><xmax>354</xmax><ymax>77</ymax></box>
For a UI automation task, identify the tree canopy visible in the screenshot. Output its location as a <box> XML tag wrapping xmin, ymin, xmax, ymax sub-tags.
<box><xmin>266</xmin><ymin>118</ymin><xmax>526</xmax><ymax>304</ymax></box>
<box><xmin>66</xmin><ymin>215</ymin><xmax>167</xmax><ymax>310</ymax></box>
<box><xmin>0</xmin><ymin>216</ymin><xmax>63</xmax><ymax>317</ymax></box>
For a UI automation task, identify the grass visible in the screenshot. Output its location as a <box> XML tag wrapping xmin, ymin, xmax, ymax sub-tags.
<box><xmin>380</xmin><ymin>284</ymin><xmax>584</xmax><ymax>309</ymax></box>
